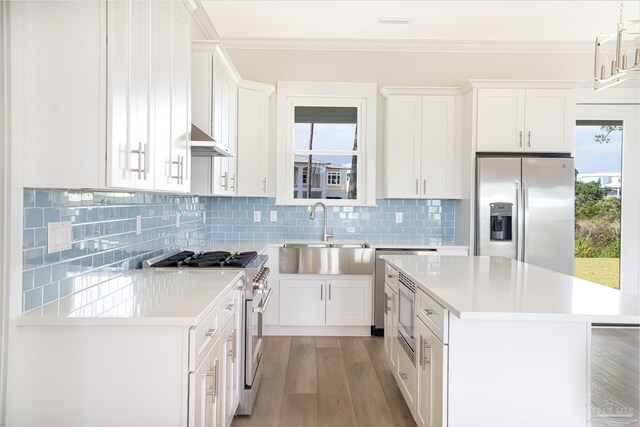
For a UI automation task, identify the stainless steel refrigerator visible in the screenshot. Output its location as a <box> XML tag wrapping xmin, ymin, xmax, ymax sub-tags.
<box><xmin>476</xmin><ymin>156</ymin><xmax>575</xmax><ymax>275</ymax></box>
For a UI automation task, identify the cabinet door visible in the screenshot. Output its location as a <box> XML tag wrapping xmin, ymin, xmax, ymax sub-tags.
<box><xmin>237</xmin><ymin>88</ymin><xmax>269</xmax><ymax>196</ymax></box>
<box><xmin>212</xmin><ymin>55</ymin><xmax>224</xmax><ymax>144</ymax></box>
<box><xmin>325</xmin><ymin>279</ymin><xmax>372</xmax><ymax>326</ymax></box>
<box><xmin>189</xmin><ymin>341</ymin><xmax>218</xmax><ymax>427</ymax></box>
<box><xmin>420</xmin><ymin>96</ymin><xmax>456</xmax><ymax>199</ymax></box>
<box><xmin>416</xmin><ymin>319</ymin><xmax>448</xmax><ymax>427</ymax></box>
<box><xmin>107</xmin><ymin>0</ymin><xmax>153</xmax><ymax>190</ymax></box>
<box><xmin>476</xmin><ymin>89</ymin><xmax>526</xmax><ymax>153</ymax></box>
<box><xmin>169</xmin><ymin>0</ymin><xmax>192</xmax><ymax>192</ymax></box>
<box><xmin>385</xmin><ymin>96</ymin><xmax>423</xmax><ymax>198</ymax></box>
<box><xmin>191</xmin><ymin>50</ymin><xmax>213</xmax><ymax>137</ymax></box>
<box><xmin>279</xmin><ymin>279</ymin><xmax>326</xmax><ymax>326</ymax></box>
<box><xmin>221</xmin><ymin>318</ymin><xmax>238</xmax><ymax>427</ymax></box>
<box><xmin>524</xmin><ymin>89</ymin><xmax>575</xmax><ymax>153</ymax></box>
<box><xmin>391</xmin><ymin>288</ymin><xmax>399</xmax><ymax>371</ymax></box>
<box><xmin>212</xmin><ymin>157</ymin><xmax>231</xmax><ymax>195</ymax></box>
<box><xmin>383</xmin><ymin>284</ymin><xmax>396</xmax><ymax>363</ymax></box>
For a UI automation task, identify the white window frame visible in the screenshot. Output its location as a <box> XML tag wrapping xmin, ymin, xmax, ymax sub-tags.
<box><xmin>327</xmin><ymin>171</ymin><xmax>341</xmax><ymax>186</ymax></box>
<box><xmin>276</xmin><ymin>81</ymin><xmax>377</xmax><ymax>206</ymax></box>
<box><xmin>577</xmin><ymin>88</ymin><xmax>640</xmax><ymax>295</ymax></box>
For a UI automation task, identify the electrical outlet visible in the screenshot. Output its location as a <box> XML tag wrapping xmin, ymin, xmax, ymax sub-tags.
<box><xmin>270</xmin><ymin>211</ymin><xmax>277</xmax><ymax>222</ymax></box>
<box><xmin>176</xmin><ymin>213</ymin><xmax>181</xmax><ymax>227</ymax></box>
<box><xmin>47</xmin><ymin>221</ymin><xmax>72</xmax><ymax>253</ymax></box>
<box><xmin>254</xmin><ymin>211</ymin><xmax>261</xmax><ymax>222</ymax></box>
<box><xmin>203</xmin><ymin>212</ymin><xmax>207</xmax><ymax>224</ymax></box>
<box><xmin>395</xmin><ymin>212</ymin><xmax>403</xmax><ymax>224</ymax></box>
<box><xmin>136</xmin><ymin>215</ymin><xmax>142</xmax><ymax>235</ymax></box>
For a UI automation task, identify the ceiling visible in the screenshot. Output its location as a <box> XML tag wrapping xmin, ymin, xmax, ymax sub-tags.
<box><xmin>201</xmin><ymin>1</ymin><xmax>640</xmax><ymax>51</ymax></box>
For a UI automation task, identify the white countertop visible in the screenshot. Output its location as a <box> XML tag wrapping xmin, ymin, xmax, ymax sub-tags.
<box><xmin>383</xmin><ymin>255</ymin><xmax>640</xmax><ymax>323</ymax></box>
<box><xmin>18</xmin><ymin>270</ymin><xmax>244</xmax><ymax>326</ymax></box>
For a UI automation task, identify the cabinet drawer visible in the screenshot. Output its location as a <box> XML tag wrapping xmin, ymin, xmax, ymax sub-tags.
<box><xmin>396</xmin><ymin>340</ymin><xmax>417</xmax><ymax>410</ymax></box>
<box><xmin>416</xmin><ymin>288</ymin><xmax>448</xmax><ymax>344</ymax></box>
<box><xmin>384</xmin><ymin>263</ymin><xmax>399</xmax><ymax>293</ymax></box>
<box><xmin>190</xmin><ymin>291</ymin><xmax>238</xmax><ymax>372</ymax></box>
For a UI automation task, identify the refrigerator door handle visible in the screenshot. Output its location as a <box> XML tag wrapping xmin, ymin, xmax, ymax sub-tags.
<box><xmin>522</xmin><ymin>182</ymin><xmax>529</xmax><ymax>263</ymax></box>
<box><xmin>515</xmin><ymin>180</ymin><xmax>522</xmax><ymax>261</ymax></box>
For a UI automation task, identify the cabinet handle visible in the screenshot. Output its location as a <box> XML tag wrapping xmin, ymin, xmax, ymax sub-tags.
<box><xmin>262</xmin><ymin>178</ymin><xmax>267</xmax><ymax>193</ymax></box>
<box><xmin>527</xmin><ymin>131</ymin><xmax>531</xmax><ymax>147</ymax></box>
<box><xmin>399</xmin><ymin>372</ymin><xmax>408</xmax><ymax>380</ymax></box>
<box><xmin>213</xmin><ymin>360</ymin><xmax>219</xmax><ymax>399</ymax></box>
<box><xmin>418</xmin><ymin>335</ymin><xmax>423</xmax><ymax>368</ymax></box>
<box><xmin>415</xmin><ymin>179</ymin><xmax>419</xmax><ymax>195</ymax></box>
<box><xmin>225</xmin><ymin>302</ymin><xmax>235</xmax><ymax>311</ymax></box>
<box><xmin>386</xmin><ymin>274</ymin><xmax>396</xmax><ymax>279</ymax></box>
<box><xmin>320</xmin><ymin>284</ymin><xmax>323</xmax><ymax>301</ymax></box>
<box><xmin>230</xmin><ymin>174</ymin><xmax>236</xmax><ymax>190</ymax></box>
<box><xmin>421</xmin><ymin>308</ymin><xmax>435</xmax><ymax>317</ymax></box>
<box><xmin>221</xmin><ymin>172</ymin><xmax>229</xmax><ymax>191</ymax></box>
<box><xmin>422</xmin><ymin>339</ymin><xmax>431</xmax><ymax>370</ymax></box>
<box><xmin>204</xmin><ymin>327</ymin><xmax>218</xmax><ymax>337</ymax></box>
<box><xmin>206</xmin><ymin>364</ymin><xmax>216</xmax><ymax>397</ymax></box>
<box><xmin>384</xmin><ymin>292</ymin><xmax>389</xmax><ymax>315</ymax></box>
<box><xmin>519</xmin><ymin>131</ymin><xmax>523</xmax><ymax>147</ymax></box>
<box><xmin>130</xmin><ymin>141</ymin><xmax>147</xmax><ymax>179</ymax></box>
<box><xmin>423</xmin><ymin>179</ymin><xmax>426</xmax><ymax>195</ymax></box>
<box><xmin>171</xmin><ymin>155</ymin><xmax>184</xmax><ymax>184</ymax></box>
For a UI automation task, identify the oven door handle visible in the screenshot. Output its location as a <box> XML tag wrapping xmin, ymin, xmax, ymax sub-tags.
<box><xmin>252</xmin><ymin>289</ymin><xmax>273</xmax><ymax>313</ymax></box>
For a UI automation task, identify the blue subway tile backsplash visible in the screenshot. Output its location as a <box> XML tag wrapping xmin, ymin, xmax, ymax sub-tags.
<box><xmin>22</xmin><ymin>188</ymin><xmax>212</xmax><ymax>313</ymax></box>
<box><xmin>22</xmin><ymin>189</ymin><xmax>456</xmax><ymax>313</ymax></box>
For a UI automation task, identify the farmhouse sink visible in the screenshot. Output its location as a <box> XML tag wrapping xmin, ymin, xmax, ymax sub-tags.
<box><xmin>282</xmin><ymin>241</ymin><xmax>370</xmax><ymax>249</ymax></box>
<box><xmin>280</xmin><ymin>242</ymin><xmax>374</xmax><ymax>274</ymax></box>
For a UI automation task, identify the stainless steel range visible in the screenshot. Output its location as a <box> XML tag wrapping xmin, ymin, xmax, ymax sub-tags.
<box><xmin>143</xmin><ymin>249</ymin><xmax>271</xmax><ymax>415</ymax></box>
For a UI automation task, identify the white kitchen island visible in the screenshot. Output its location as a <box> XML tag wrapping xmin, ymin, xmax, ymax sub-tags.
<box><xmin>382</xmin><ymin>255</ymin><xmax>639</xmax><ymax>427</ymax></box>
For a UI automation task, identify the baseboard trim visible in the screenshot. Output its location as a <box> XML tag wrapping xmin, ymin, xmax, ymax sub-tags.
<box><xmin>264</xmin><ymin>325</ymin><xmax>371</xmax><ymax>336</ymax></box>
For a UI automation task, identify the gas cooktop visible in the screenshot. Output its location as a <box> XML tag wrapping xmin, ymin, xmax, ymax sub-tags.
<box><xmin>148</xmin><ymin>251</ymin><xmax>259</xmax><ymax>269</ymax></box>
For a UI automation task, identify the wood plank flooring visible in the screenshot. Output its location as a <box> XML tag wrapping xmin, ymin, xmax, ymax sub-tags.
<box><xmin>591</xmin><ymin>327</ymin><xmax>640</xmax><ymax>427</ymax></box>
<box><xmin>233</xmin><ymin>336</ymin><xmax>416</xmax><ymax>427</ymax></box>
<box><xmin>234</xmin><ymin>329</ymin><xmax>639</xmax><ymax>427</ymax></box>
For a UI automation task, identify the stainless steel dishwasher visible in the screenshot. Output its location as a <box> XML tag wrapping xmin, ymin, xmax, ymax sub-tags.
<box><xmin>373</xmin><ymin>248</ymin><xmax>437</xmax><ymax>335</ymax></box>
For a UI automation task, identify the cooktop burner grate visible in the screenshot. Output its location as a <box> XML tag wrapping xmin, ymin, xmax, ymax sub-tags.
<box><xmin>150</xmin><ymin>251</ymin><xmax>258</xmax><ymax>268</ymax></box>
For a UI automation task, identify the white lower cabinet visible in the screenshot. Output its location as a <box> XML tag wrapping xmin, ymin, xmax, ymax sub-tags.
<box><xmin>190</xmin><ymin>340</ymin><xmax>220</xmax><ymax>427</ymax></box>
<box><xmin>416</xmin><ymin>317</ymin><xmax>448</xmax><ymax>427</ymax></box>
<box><xmin>279</xmin><ymin>277</ymin><xmax>372</xmax><ymax>327</ymax></box>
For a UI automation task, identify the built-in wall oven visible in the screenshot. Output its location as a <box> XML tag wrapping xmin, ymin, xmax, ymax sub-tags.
<box><xmin>142</xmin><ymin>250</ymin><xmax>271</xmax><ymax>415</ymax></box>
<box><xmin>397</xmin><ymin>272</ymin><xmax>416</xmax><ymax>364</ymax></box>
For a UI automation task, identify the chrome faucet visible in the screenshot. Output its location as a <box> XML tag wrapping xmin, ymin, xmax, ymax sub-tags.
<box><xmin>309</xmin><ymin>202</ymin><xmax>334</xmax><ymax>241</ymax></box>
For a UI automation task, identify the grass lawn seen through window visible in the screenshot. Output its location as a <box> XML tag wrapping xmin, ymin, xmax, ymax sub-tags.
<box><xmin>574</xmin><ymin>258</ymin><xmax>620</xmax><ymax>289</ymax></box>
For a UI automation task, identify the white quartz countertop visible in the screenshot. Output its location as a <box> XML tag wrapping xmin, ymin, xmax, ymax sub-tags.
<box><xmin>383</xmin><ymin>255</ymin><xmax>640</xmax><ymax>323</ymax></box>
<box><xmin>18</xmin><ymin>270</ymin><xmax>244</xmax><ymax>326</ymax></box>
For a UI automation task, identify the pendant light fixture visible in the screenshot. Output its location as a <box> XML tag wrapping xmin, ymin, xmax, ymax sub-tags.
<box><xmin>594</xmin><ymin>0</ymin><xmax>640</xmax><ymax>91</ymax></box>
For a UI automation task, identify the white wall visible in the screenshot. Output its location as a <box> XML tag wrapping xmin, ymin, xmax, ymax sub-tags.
<box><xmin>227</xmin><ymin>48</ymin><xmax>594</xmax><ymax>199</ymax></box>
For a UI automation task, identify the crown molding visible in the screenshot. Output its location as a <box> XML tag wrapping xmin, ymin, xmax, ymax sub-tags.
<box><xmin>380</xmin><ymin>86</ymin><xmax>462</xmax><ymax>98</ymax></box>
<box><xmin>239</xmin><ymin>80</ymin><xmax>276</xmax><ymax>96</ymax></box>
<box><xmin>187</xmin><ymin>0</ymin><xmax>220</xmax><ymax>41</ymax></box>
<box><xmin>220</xmin><ymin>37</ymin><xmax>593</xmax><ymax>54</ymax></box>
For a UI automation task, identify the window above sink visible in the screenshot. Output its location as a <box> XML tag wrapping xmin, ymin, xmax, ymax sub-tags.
<box><xmin>276</xmin><ymin>81</ymin><xmax>377</xmax><ymax>206</ymax></box>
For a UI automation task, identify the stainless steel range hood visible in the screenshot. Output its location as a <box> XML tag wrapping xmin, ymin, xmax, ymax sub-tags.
<box><xmin>190</xmin><ymin>124</ymin><xmax>233</xmax><ymax>157</ymax></box>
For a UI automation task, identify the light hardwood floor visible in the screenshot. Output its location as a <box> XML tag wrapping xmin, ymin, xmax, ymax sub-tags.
<box><xmin>233</xmin><ymin>336</ymin><xmax>416</xmax><ymax>427</ymax></box>
<box><xmin>591</xmin><ymin>327</ymin><xmax>640</xmax><ymax>427</ymax></box>
<box><xmin>234</xmin><ymin>330</ymin><xmax>640</xmax><ymax>427</ymax></box>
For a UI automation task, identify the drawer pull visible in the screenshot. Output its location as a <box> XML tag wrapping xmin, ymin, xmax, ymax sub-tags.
<box><xmin>386</xmin><ymin>274</ymin><xmax>395</xmax><ymax>279</ymax></box>
<box><xmin>399</xmin><ymin>372</ymin><xmax>408</xmax><ymax>380</ymax></box>
<box><xmin>204</xmin><ymin>328</ymin><xmax>218</xmax><ymax>337</ymax></box>
<box><xmin>226</xmin><ymin>302</ymin><xmax>236</xmax><ymax>311</ymax></box>
<box><xmin>421</xmin><ymin>308</ymin><xmax>435</xmax><ymax>317</ymax></box>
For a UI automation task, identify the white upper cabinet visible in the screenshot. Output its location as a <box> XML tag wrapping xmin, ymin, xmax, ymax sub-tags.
<box><xmin>236</xmin><ymin>82</ymin><xmax>275</xmax><ymax>197</ymax></box>
<box><xmin>475</xmin><ymin>85</ymin><xmax>577</xmax><ymax>154</ymax></box>
<box><xmin>153</xmin><ymin>0</ymin><xmax>192</xmax><ymax>192</ymax></box>
<box><xmin>190</xmin><ymin>42</ymin><xmax>241</xmax><ymax>196</ymax></box>
<box><xmin>15</xmin><ymin>0</ymin><xmax>192</xmax><ymax>191</ymax></box>
<box><xmin>476</xmin><ymin>89</ymin><xmax>526</xmax><ymax>153</ymax></box>
<box><xmin>382</xmin><ymin>88</ymin><xmax>462</xmax><ymax>199</ymax></box>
